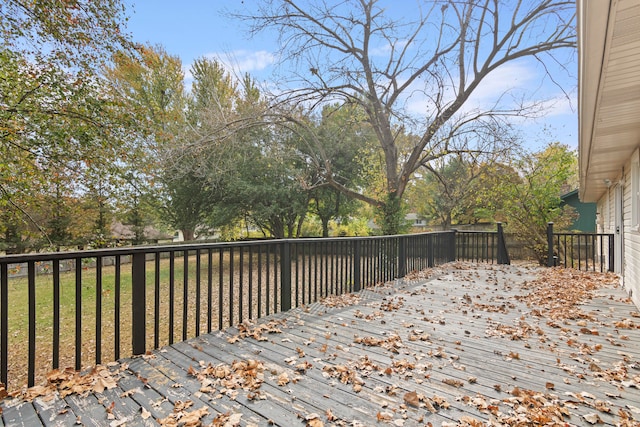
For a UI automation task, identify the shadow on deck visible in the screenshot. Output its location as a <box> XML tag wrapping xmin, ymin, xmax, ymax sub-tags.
<box><xmin>1</xmin><ymin>262</ymin><xmax>639</xmax><ymax>426</ymax></box>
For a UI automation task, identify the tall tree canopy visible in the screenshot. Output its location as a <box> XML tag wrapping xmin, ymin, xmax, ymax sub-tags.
<box><xmin>240</xmin><ymin>0</ymin><xmax>576</xmax><ymax>233</ymax></box>
<box><xmin>1</xmin><ymin>0</ymin><xmax>132</xmax><ymax>251</ymax></box>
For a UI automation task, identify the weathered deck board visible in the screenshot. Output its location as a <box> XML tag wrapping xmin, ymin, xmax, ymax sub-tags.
<box><xmin>1</xmin><ymin>263</ymin><xmax>639</xmax><ymax>426</ymax></box>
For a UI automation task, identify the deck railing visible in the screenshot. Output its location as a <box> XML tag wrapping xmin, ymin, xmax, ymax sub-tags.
<box><xmin>0</xmin><ymin>231</ymin><xmax>468</xmax><ymax>390</ymax></box>
<box><xmin>454</xmin><ymin>223</ymin><xmax>510</xmax><ymax>265</ymax></box>
<box><xmin>546</xmin><ymin>222</ymin><xmax>614</xmax><ymax>272</ymax></box>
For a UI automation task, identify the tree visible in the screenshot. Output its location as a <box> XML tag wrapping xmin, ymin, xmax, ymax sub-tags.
<box><xmin>409</xmin><ymin>136</ymin><xmax>517</xmax><ymax>229</ymax></box>
<box><xmin>240</xmin><ymin>0</ymin><xmax>576</xmax><ymax>233</ymax></box>
<box><xmin>499</xmin><ymin>143</ymin><xmax>578</xmax><ymax>264</ymax></box>
<box><xmin>1</xmin><ymin>0</ymin><xmax>131</xmax><ymax>71</ymax></box>
<box><xmin>105</xmin><ymin>45</ymin><xmax>191</xmax><ymax>238</ymax></box>
<box><xmin>1</xmin><ymin>0</ymin><xmax>132</xmax><ymax>249</ymax></box>
<box><xmin>305</xmin><ymin>104</ymin><xmax>374</xmax><ymax>236</ymax></box>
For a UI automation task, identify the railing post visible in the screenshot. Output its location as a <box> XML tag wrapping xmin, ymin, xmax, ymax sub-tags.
<box><xmin>547</xmin><ymin>222</ymin><xmax>555</xmax><ymax>267</ymax></box>
<box><xmin>496</xmin><ymin>222</ymin><xmax>511</xmax><ymax>265</ymax></box>
<box><xmin>608</xmin><ymin>234</ymin><xmax>615</xmax><ymax>272</ymax></box>
<box><xmin>353</xmin><ymin>240</ymin><xmax>361</xmax><ymax>292</ymax></box>
<box><xmin>280</xmin><ymin>241</ymin><xmax>292</xmax><ymax>312</ymax></box>
<box><xmin>449</xmin><ymin>230</ymin><xmax>457</xmax><ymax>262</ymax></box>
<box><xmin>397</xmin><ymin>236</ymin><xmax>406</xmax><ymax>278</ymax></box>
<box><xmin>132</xmin><ymin>252</ymin><xmax>146</xmax><ymax>355</ymax></box>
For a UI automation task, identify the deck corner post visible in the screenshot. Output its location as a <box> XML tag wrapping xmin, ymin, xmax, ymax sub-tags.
<box><xmin>547</xmin><ymin>222</ymin><xmax>555</xmax><ymax>267</ymax></box>
<box><xmin>132</xmin><ymin>252</ymin><xmax>146</xmax><ymax>355</ymax></box>
<box><xmin>280</xmin><ymin>241</ymin><xmax>292</xmax><ymax>312</ymax></box>
<box><xmin>496</xmin><ymin>222</ymin><xmax>511</xmax><ymax>265</ymax></box>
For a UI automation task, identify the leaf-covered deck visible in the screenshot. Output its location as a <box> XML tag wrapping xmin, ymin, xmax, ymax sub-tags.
<box><xmin>1</xmin><ymin>262</ymin><xmax>639</xmax><ymax>426</ymax></box>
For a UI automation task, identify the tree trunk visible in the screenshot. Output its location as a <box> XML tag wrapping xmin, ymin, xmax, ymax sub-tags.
<box><xmin>321</xmin><ymin>217</ymin><xmax>330</xmax><ymax>238</ymax></box>
<box><xmin>182</xmin><ymin>229</ymin><xmax>195</xmax><ymax>242</ymax></box>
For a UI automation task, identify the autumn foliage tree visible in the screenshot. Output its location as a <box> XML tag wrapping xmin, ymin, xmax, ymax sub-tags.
<box><xmin>1</xmin><ymin>0</ymin><xmax>133</xmax><ymax>251</ymax></box>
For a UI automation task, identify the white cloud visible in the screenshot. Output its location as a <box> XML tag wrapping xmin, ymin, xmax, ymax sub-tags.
<box><xmin>204</xmin><ymin>49</ymin><xmax>276</xmax><ymax>74</ymax></box>
<box><xmin>182</xmin><ymin>49</ymin><xmax>277</xmax><ymax>91</ymax></box>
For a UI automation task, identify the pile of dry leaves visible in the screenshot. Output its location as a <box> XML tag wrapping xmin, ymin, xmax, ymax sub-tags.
<box><xmin>226</xmin><ymin>319</ymin><xmax>285</xmax><ymax>343</ymax></box>
<box><xmin>518</xmin><ymin>267</ymin><xmax>621</xmax><ymax>320</ymax></box>
<box><xmin>7</xmin><ymin>363</ymin><xmax>122</xmax><ymax>403</ymax></box>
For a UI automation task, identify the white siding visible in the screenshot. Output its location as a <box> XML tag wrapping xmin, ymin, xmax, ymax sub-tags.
<box><xmin>624</xmin><ymin>163</ymin><xmax>640</xmax><ymax>308</ymax></box>
<box><xmin>598</xmin><ymin>160</ymin><xmax>640</xmax><ymax>308</ymax></box>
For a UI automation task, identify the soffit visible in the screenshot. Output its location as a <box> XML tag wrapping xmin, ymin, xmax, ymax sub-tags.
<box><xmin>579</xmin><ymin>0</ymin><xmax>640</xmax><ymax>201</ymax></box>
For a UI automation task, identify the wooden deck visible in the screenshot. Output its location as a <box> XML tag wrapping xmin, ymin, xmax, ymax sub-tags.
<box><xmin>1</xmin><ymin>262</ymin><xmax>639</xmax><ymax>426</ymax></box>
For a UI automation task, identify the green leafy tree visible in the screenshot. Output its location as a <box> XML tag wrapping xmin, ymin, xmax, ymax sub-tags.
<box><xmin>1</xmin><ymin>1</ymin><xmax>132</xmax><ymax>248</ymax></box>
<box><xmin>105</xmin><ymin>44</ymin><xmax>191</xmax><ymax>238</ymax></box>
<box><xmin>499</xmin><ymin>143</ymin><xmax>578</xmax><ymax>264</ymax></box>
<box><xmin>305</xmin><ymin>104</ymin><xmax>373</xmax><ymax>236</ymax></box>
<box><xmin>240</xmin><ymin>0</ymin><xmax>575</xmax><ymax>234</ymax></box>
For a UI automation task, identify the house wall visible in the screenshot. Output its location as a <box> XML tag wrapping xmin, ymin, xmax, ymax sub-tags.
<box><xmin>597</xmin><ymin>160</ymin><xmax>640</xmax><ymax>309</ymax></box>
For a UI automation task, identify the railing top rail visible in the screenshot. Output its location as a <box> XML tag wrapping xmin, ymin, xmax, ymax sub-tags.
<box><xmin>552</xmin><ymin>232</ymin><xmax>614</xmax><ymax>237</ymax></box>
<box><xmin>0</xmin><ymin>230</ymin><xmax>456</xmax><ymax>264</ymax></box>
<box><xmin>453</xmin><ymin>230</ymin><xmax>498</xmax><ymax>234</ymax></box>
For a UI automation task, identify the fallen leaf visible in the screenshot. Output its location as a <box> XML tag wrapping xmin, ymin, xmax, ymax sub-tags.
<box><xmin>404</xmin><ymin>391</ymin><xmax>420</xmax><ymax>407</ymax></box>
<box><xmin>277</xmin><ymin>372</ymin><xmax>290</xmax><ymax>386</ymax></box>
<box><xmin>140</xmin><ymin>407</ymin><xmax>151</xmax><ymax>419</ymax></box>
<box><xmin>583</xmin><ymin>413</ymin><xmax>602</xmax><ymax>424</ymax></box>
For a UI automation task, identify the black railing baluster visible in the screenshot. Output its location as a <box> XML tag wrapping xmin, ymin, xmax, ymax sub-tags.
<box><xmin>294</xmin><ymin>243</ymin><xmax>299</xmax><ymax>307</ymax></box>
<box><xmin>182</xmin><ymin>251</ymin><xmax>189</xmax><ymax>341</ymax></box>
<box><xmin>196</xmin><ymin>249</ymin><xmax>201</xmax><ymax>337</ymax></box>
<box><xmin>27</xmin><ymin>261</ymin><xmax>35</xmax><ymax>387</ymax></box>
<box><xmin>154</xmin><ymin>254</ymin><xmax>160</xmax><ymax>349</ymax></box>
<box><xmin>257</xmin><ymin>248</ymin><xmax>262</xmax><ymax>319</ymax></box>
<box><xmin>266</xmin><ymin>245</ymin><xmax>271</xmax><ymax>315</ymax></box>
<box><xmin>115</xmin><ymin>255</ymin><xmax>121</xmax><ymax>359</ymax></box>
<box><xmin>248</xmin><ymin>246</ymin><xmax>253</xmax><ymax>320</ymax></box>
<box><xmin>75</xmin><ymin>257</ymin><xmax>82</xmax><ymax>370</ymax></box>
<box><xmin>95</xmin><ymin>256</ymin><xmax>102</xmax><ymax>365</ymax></box>
<box><xmin>53</xmin><ymin>260</ymin><xmax>60</xmax><ymax>369</ymax></box>
<box><xmin>239</xmin><ymin>247</ymin><xmax>244</xmax><ymax>323</ymax></box>
<box><xmin>229</xmin><ymin>247</ymin><xmax>234</xmax><ymax>326</ymax></box>
<box><xmin>306</xmin><ymin>243</ymin><xmax>312</xmax><ymax>304</ymax></box>
<box><xmin>313</xmin><ymin>242</ymin><xmax>318</xmax><ymax>302</ymax></box>
<box><xmin>207</xmin><ymin>248</ymin><xmax>213</xmax><ymax>333</ymax></box>
<box><xmin>219</xmin><ymin>249</ymin><xmax>224</xmax><ymax>329</ymax></box>
<box><xmin>208</xmin><ymin>249</ymin><xmax>213</xmax><ymax>332</ymax></box>
<box><xmin>1</xmin><ymin>263</ymin><xmax>7</xmax><ymax>387</ymax></box>
<box><xmin>169</xmin><ymin>252</ymin><xmax>175</xmax><ymax>345</ymax></box>
<box><xmin>273</xmin><ymin>244</ymin><xmax>278</xmax><ymax>313</ymax></box>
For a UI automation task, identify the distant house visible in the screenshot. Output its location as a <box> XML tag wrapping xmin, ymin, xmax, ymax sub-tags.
<box><xmin>577</xmin><ymin>0</ymin><xmax>640</xmax><ymax>308</ymax></box>
<box><xmin>405</xmin><ymin>212</ymin><xmax>428</xmax><ymax>231</ymax></box>
<box><xmin>110</xmin><ymin>221</ymin><xmax>173</xmax><ymax>244</ymax></box>
<box><xmin>560</xmin><ymin>189</ymin><xmax>596</xmax><ymax>232</ymax></box>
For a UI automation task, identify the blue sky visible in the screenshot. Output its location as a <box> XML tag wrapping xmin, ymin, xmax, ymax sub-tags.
<box><xmin>124</xmin><ymin>1</ymin><xmax>578</xmax><ymax>151</ymax></box>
